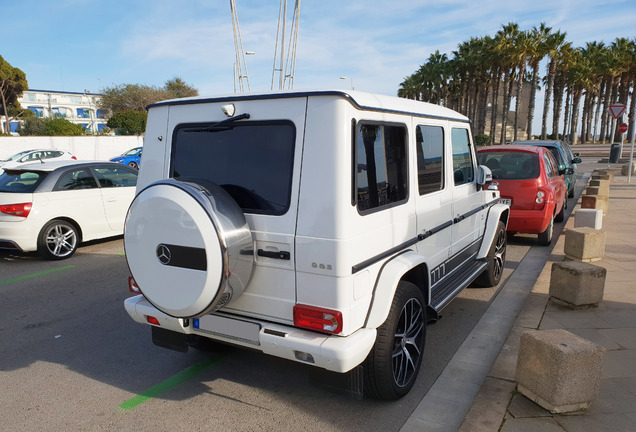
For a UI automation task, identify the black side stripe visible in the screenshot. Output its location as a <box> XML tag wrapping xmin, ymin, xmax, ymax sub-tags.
<box><xmin>351</xmin><ymin>198</ymin><xmax>501</xmax><ymax>274</ymax></box>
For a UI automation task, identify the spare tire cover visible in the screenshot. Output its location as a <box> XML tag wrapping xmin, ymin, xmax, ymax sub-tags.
<box><xmin>124</xmin><ymin>179</ymin><xmax>253</xmax><ymax>318</ymax></box>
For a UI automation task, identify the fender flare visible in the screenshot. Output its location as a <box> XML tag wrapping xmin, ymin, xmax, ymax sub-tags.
<box><xmin>364</xmin><ymin>250</ymin><xmax>429</xmax><ymax>329</ymax></box>
<box><xmin>477</xmin><ymin>203</ymin><xmax>509</xmax><ymax>259</ymax></box>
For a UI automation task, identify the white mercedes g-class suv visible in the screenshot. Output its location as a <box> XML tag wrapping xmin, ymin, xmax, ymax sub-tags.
<box><xmin>124</xmin><ymin>90</ymin><xmax>509</xmax><ymax>400</ymax></box>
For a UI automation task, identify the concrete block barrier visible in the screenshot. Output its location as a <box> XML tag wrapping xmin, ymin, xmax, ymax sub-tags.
<box><xmin>549</xmin><ymin>261</ymin><xmax>606</xmax><ymax>309</ymax></box>
<box><xmin>585</xmin><ymin>186</ymin><xmax>609</xmax><ymax>197</ymax></box>
<box><xmin>516</xmin><ymin>329</ymin><xmax>605</xmax><ymax>413</ymax></box>
<box><xmin>593</xmin><ymin>169</ymin><xmax>614</xmax><ymax>181</ymax></box>
<box><xmin>564</xmin><ymin>227</ymin><xmax>606</xmax><ymax>262</ymax></box>
<box><xmin>574</xmin><ymin>209</ymin><xmax>603</xmax><ymax>229</ymax></box>
<box><xmin>581</xmin><ymin>195</ymin><xmax>608</xmax><ymax>215</ymax></box>
<box><xmin>621</xmin><ymin>162</ymin><xmax>635</xmax><ymax>176</ymax></box>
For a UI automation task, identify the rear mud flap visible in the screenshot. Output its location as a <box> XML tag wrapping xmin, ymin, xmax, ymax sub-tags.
<box><xmin>152</xmin><ymin>326</ymin><xmax>189</xmax><ymax>353</ymax></box>
<box><xmin>309</xmin><ymin>365</ymin><xmax>364</xmax><ymax>400</ymax></box>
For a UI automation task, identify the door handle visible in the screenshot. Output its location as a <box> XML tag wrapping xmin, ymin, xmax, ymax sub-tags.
<box><xmin>257</xmin><ymin>249</ymin><xmax>290</xmax><ymax>260</ymax></box>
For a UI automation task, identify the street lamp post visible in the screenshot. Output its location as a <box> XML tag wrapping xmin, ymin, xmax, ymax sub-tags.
<box><xmin>340</xmin><ymin>76</ymin><xmax>354</xmax><ymax>90</ymax></box>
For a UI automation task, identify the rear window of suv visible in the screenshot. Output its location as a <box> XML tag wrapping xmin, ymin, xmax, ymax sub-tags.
<box><xmin>171</xmin><ymin>121</ymin><xmax>296</xmax><ymax>215</ymax></box>
<box><xmin>0</xmin><ymin>170</ymin><xmax>47</xmax><ymax>193</ymax></box>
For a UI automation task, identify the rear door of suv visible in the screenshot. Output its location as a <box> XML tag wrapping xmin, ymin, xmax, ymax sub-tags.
<box><xmin>165</xmin><ymin>97</ymin><xmax>307</xmax><ymax>323</ymax></box>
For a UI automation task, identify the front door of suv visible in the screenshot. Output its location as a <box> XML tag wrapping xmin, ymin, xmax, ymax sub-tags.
<box><xmin>450</xmin><ymin>127</ymin><xmax>485</xmax><ymax>261</ymax></box>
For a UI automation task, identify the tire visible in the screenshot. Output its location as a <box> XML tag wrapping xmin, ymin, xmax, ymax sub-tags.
<box><xmin>128</xmin><ymin>161</ymin><xmax>139</xmax><ymax>170</ymax></box>
<box><xmin>568</xmin><ymin>184</ymin><xmax>575</xmax><ymax>198</ymax></box>
<box><xmin>364</xmin><ymin>281</ymin><xmax>426</xmax><ymax>400</ymax></box>
<box><xmin>37</xmin><ymin>219</ymin><xmax>79</xmax><ymax>260</ymax></box>
<box><xmin>538</xmin><ymin>216</ymin><xmax>554</xmax><ymax>246</ymax></box>
<box><xmin>473</xmin><ymin>220</ymin><xmax>507</xmax><ymax>287</ymax></box>
<box><xmin>555</xmin><ymin>197</ymin><xmax>567</xmax><ymax>222</ymax></box>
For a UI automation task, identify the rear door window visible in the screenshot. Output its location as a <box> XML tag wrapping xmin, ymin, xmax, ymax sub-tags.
<box><xmin>171</xmin><ymin>121</ymin><xmax>296</xmax><ymax>215</ymax></box>
<box><xmin>416</xmin><ymin>125</ymin><xmax>444</xmax><ymax>195</ymax></box>
<box><xmin>354</xmin><ymin>122</ymin><xmax>408</xmax><ymax>213</ymax></box>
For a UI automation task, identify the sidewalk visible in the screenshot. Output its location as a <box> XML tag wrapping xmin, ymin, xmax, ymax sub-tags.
<box><xmin>458</xmin><ymin>164</ymin><xmax>636</xmax><ymax>431</ymax></box>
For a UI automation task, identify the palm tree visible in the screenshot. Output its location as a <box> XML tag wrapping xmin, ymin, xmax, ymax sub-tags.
<box><xmin>495</xmin><ymin>22</ymin><xmax>521</xmax><ymax>144</ymax></box>
<box><xmin>526</xmin><ymin>23</ymin><xmax>551</xmax><ymax>139</ymax></box>
<box><xmin>541</xmin><ymin>31</ymin><xmax>567</xmax><ymax>139</ymax></box>
<box><xmin>512</xmin><ymin>30</ymin><xmax>533</xmax><ymax>141</ymax></box>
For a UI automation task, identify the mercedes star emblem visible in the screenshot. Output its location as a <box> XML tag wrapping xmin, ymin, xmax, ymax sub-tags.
<box><xmin>156</xmin><ymin>244</ymin><xmax>172</xmax><ymax>265</ymax></box>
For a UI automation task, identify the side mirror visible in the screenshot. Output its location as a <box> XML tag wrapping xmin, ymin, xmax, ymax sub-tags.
<box><xmin>477</xmin><ymin>165</ymin><xmax>492</xmax><ymax>186</ymax></box>
<box><xmin>574</xmin><ymin>153</ymin><xmax>581</xmax><ymax>157</ymax></box>
<box><xmin>572</xmin><ymin>157</ymin><xmax>582</xmax><ymax>164</ymax></box>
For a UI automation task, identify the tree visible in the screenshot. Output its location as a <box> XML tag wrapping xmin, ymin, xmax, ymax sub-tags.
<box><xmin>107</xmin><ymin>110</ymin><xmax>148</xmax><ymax>135</ymax></box>
<box><xmin>18</xmin><ymin>117</ymin><xmax>47</xmax><ymax>136</ymax></box>
<box><xmin>98</xmin><ymin>77</ymin><xmax>198</xmax><ymax>116</ymax></box>
<box><xmin>526</xmin><ymin>23</ymin><xmax>551</xmax><ymax>139</ymax></box>
<box><xmin>45</xmin><ymin>118</ymin><xmax>84</xmax><ymax>136</ymax></box>
<box><xmin>0</xmin><ymin>55</ymin><xmax>29</xmax><ymax>133</ymax></box>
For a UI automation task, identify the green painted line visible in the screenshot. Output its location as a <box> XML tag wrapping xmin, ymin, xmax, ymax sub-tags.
<box><xmin>119</xmin><ymin>356</ymin><xmax>221</xmax><ymax>411</ymax></box>
<box><xmin>0</xmin><ymin>265</ymin><xmax>75</xmax><ymax>285</ymax></box>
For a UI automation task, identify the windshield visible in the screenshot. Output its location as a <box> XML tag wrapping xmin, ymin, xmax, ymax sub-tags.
<box><xmin>6</xmin><ymin>150</ymin><xmax>33</xmax><ymax>162</ymax></box>
<box><xmin>478</xmin><ymin>151</ymin><xmax>540</xmax><ymax>180</ymax></box>
<box><xmin>171</xmin><ymin>121</ymin><xmax>295</xmax><ymax>215</ymax></box>
<box><xmin>0</xmin><ymin>170</ymin><xmax>47</xmax><ymax>192</ymax></box>
<box><xmin>123</xmin><ymin>148</ymin><xmax>141</xmax><ymax>156</ymax></box>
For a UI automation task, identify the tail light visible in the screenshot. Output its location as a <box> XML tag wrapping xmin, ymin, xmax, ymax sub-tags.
<box><xmin>128</xmin><ymin>276</ymin><xmax>141</xmax><ymax>293</ymax></box>
<box><xmin>293</xmin><ymin>304</ymin><xmax>343</xmax><ymax>334</ymax></box>
<box><xmin>0</xmin><ymin>203</ymin><xmax>32</xmax><ymax>217</ymax></box>
<box><xmin>533</xmin><ymin>190</ymin><xmax>547</xmax><ymax>210</ymax></box>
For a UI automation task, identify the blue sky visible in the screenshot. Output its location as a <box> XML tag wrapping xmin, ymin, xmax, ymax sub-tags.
<box><xmin>3</xmin><ymin>0</ymin><xmax>635</xmax><ymax>99</ymax></box>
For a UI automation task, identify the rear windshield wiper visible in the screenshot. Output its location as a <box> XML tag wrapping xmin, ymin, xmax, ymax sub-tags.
<box><xmin>185</xmin><ymin>113</ymin><xmax>250</xmax><ymax>133</ymax></box>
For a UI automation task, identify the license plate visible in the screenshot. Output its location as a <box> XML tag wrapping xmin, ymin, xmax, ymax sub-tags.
<box><xmin>499</xmin><ymin>198</ymin><xmax>512</xmax><ymax>206</ymax></box>
<box><xmin>193</xmin><ymin>314</ymin><xmax>261</xmax><ymax>345</ymax></box>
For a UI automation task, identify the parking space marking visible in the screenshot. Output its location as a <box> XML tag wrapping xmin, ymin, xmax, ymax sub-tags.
<box><xmin>119</xmin><ymin>356</ymin><xmax>222</xmax><ymax>411</ymax></box>
<box><xmin>0</xmin><ymin>265</ymin><xmax>75</xmax><ymax>285</ymax></box>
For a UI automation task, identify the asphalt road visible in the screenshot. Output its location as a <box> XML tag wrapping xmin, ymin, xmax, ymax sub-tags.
<box><xmin>2</xmin><ymin>156</ymin><xmax>598</xmax><ymax>431</ymax></box>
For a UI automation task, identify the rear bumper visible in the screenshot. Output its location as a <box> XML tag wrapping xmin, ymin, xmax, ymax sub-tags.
<box><xmin>0</xmin><ymin>221</ymin><xmax>37</xmax><ymax>252</ymax></box>
<box><xmin>507</xmin><ymin>206</ymin><xmax>554</xmax><ymax>234</ymax></box>
<box><xmin>124</xmin><ymin>295</ymin><xmax>377</xmax><ymax>373</ymax></box>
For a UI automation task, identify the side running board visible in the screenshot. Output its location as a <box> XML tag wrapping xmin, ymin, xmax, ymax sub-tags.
<box><xmin>430</xmin><ymin>260</ymin><xmax>488</xmax><ymax>312</ymax></box>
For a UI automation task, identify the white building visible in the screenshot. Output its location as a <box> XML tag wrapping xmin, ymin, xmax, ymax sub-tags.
<box><xmin>3</xmin><ymin>89</ymin><xmax>108</xmax><ymax>134</ymax></box>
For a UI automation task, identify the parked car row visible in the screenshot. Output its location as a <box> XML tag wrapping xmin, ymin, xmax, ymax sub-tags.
<box><xmin>477</xmin><ymin>140</ymin><xmax>580</xmax><ymax>246</ymax></box>
<box><xmin>1</xmin><ymin>138</ymin><xmax>577</xmax><ymax>261</ymax></box>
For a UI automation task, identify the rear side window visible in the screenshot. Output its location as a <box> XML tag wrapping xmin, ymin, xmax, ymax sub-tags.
<box><xmin>355</xmin><ymin>123</ymin><xmax>408</xmax><ymax>213</ymax></box>
<box><xmin>0</xmin><ymin>170</ymin><xmax>47</xmax><ymax>193</ymax></box>
<box><xmin>451</xmin><ymin>128</ymin><xmax>474</xmax><ymax>185</ymax></box>
<box><xmin>543</xmin><ymin>153</ymin><xmax>557</xmax><ymax>178</ymax></box>
<box><xmin>416</xmin><ymin>125</ymin><xmax>444</xmax><ymax>195</ymax></box>
<box><xmin>54</xmin><ymin>168</ymin><xmax>98</xmax><ymax>190</ymax></box>
<box><xmin>172</xmin><ymin>121</ymin><xmax>295</xmax><ymax>215</ymax></box>
<box><xmin>548</xmin><ymin>147</ymin><xmax>565</xmax><ymax>168</ymax></box>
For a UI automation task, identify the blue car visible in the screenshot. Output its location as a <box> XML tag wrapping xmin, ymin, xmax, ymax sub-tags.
<box><xmin>110</xmin><ymin>147</ymin><xmax>142</xmax><ymax>169</ymax></box>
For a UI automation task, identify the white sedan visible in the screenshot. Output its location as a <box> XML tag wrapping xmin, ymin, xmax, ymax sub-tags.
<box><xmin>0</xmin><ymin>149</ymin><xmax>77</xmax><ymax>170</ymax></box>
<box><xmin>0</xmin><ymin>160</ymin><xmax>138</xmax><ymax>259</ymax></box>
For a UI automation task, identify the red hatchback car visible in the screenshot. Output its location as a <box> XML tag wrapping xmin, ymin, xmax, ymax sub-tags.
<box><xmin>477</xmin><ymin>145</ymin><xmax>567</xmax><ymax>246</ymax></box>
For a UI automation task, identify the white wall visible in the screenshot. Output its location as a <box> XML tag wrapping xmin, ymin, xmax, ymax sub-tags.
<box><xmin>0</xmin><ymin>136</ymin><xmax>143</xmax><ymax>161</ymax></box>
